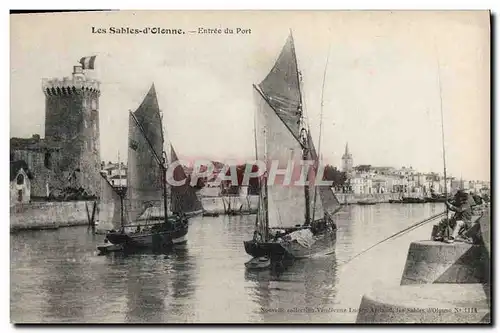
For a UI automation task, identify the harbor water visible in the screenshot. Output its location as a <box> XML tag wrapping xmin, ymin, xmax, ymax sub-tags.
<box><xmin>11</xmin><ymin>203</ymin><xmax>442</xmax><ymax>323</ymax></box>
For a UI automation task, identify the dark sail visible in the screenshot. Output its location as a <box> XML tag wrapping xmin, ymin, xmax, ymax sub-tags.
<box><xmin>307</xmin><ymin>132</ymin><xmax>341</xmax><ymax>218</ymax></box>
<box><xmin>258</xmin><ymin>33</ymin><xmax>303</xmax><ymax>141</ymax></box>
<box><xmin>170</xmin><ymin>145</ymin><xmax>203</xmax><ymax>214</ymax></box>
<box><xmin>132</xmin><ymin>84</ymin><xmax>164</xmax><ymax>160</ymax></box>
<box><xmin>126</xmin><ymin>85</ymin><xmax>165</xmax><ymax>222</ymax></box>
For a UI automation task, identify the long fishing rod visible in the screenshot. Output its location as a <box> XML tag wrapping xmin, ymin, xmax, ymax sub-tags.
<box><xmin>337</xmin><ymin>211</ymin><xmax>446</xmax><ymax>266</ymax></box>
<box><xmin>435</xmin><ymin>41</ymin><xmax>449</xmax><ymax>216</ymax></box>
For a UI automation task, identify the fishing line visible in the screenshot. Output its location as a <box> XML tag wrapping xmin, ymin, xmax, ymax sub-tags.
<box><xmin>337</xmin><ymin>211</ymin><xmax>446</xmax><ymax>266</ymax></box>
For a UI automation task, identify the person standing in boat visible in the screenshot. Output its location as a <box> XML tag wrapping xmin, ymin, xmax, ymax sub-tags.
<box><xmin>444</xmin><ymin>190</ymin><xmax>473</xmax><ymax>243</ymax></box>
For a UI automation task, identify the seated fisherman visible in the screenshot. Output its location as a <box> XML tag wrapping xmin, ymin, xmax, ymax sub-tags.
<box><xmin>444</xmin><ymin>190</ymin><xmax>474</xmax><ymax>243</ymax></box>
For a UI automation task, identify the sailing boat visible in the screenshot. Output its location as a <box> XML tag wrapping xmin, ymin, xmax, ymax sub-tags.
<box><xmin>104</xmin><ymin>84</ymin><xmax>201</xmax><ymax>249</ymax></box>
<box><xmin>170</xmin><ymin>145</ymin><xmax>204</xmax><ymax>218</ymax></box>
<box><xmin>244</xmin><ymin>32</ymin><xmax>341</xmax><ymax>267</ymax></box>
<box><xmin>95</xmin><ymin>173</ymin><xmax>123</xmax><ymax>234</ymax></box>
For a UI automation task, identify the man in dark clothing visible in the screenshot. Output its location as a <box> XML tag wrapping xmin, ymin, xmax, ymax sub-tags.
<box><xmin>444</xmin><ymin>190</ymin><xmax>474</xmax><ymax>243</ymax></box>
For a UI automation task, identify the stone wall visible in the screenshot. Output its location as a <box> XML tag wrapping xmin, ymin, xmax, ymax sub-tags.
<box><xmin>10</xmin><ymin>200</ymin><xmax>96</xmax><ymax>231</ymax></box>
<box><xmin>336</xmin><ymin>193</ymin><xmax>402</xmax><ymax>204</ymax></box>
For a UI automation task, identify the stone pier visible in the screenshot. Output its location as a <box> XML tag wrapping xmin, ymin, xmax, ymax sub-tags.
<box><xmin>356</xmin><ymin>209</ymin><xmax>491</xmax><ymax>324</ymax></box>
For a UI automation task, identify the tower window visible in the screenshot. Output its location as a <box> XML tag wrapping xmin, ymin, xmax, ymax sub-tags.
<box><xmin>44</xmin><ymin>152</ymin><xmax>52</xmax><ymax>169</ymax></box>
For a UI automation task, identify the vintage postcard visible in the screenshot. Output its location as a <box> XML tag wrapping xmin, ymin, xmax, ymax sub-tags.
<box><xmin>10</xmin><ymin>10</ymin><xmax>491</xmax><ymax>324</ymax></box>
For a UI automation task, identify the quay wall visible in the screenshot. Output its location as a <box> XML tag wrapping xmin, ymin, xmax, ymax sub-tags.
<box><xmin>200</xmin><ymin>193</ymin><xmax>403</xmax><ymax>209</ymax></box>
<box><xmin>356</xmin><ymin>209</ymin><xmax>491</xmax><ymax>324</ymax></box>
<box><xmin>201</xmin><ymin>195</ymin><xmax>259</xmax><ymax>213</ymax></box>
<box><xmin>335</xmin><ymin>193</ymin><xmax>402</xmax><ymax>204</ymax></box>
<box><xmin>10</xmin><ymin>200</ymin><xmax>95</xmax><ymax>231</ymax></box>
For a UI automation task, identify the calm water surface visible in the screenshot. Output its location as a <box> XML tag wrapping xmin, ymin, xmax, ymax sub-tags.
<box><xmin>11</xmin><ymin>203</ymin><xmax>441</xmax><ymax>323</ymax></box>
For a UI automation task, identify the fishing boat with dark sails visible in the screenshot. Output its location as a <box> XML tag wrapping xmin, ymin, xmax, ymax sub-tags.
<box><xmin>244</xmin><ymin>32</ymin><xmax>342</xmax><ymax>269</ymax></box>
<box><xmin>100</xmin><ymin>84</ymin><xmax>202</xmax><ymax>251</ymax></box>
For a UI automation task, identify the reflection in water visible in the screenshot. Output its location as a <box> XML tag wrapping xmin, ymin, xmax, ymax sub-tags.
<box><xmin>245</xmin><ymin>254</ymin><xmax>338</xmax><ymax>323</ymax></box>
<box><xmin>11</xmin><ymin>203</ymin><xmax>441</xmax><ymax>323</ymax></box>
<box><xmin>119</xmin><ymin>247</ymin><xmax>197</xmax><ymax>323</ymax></box>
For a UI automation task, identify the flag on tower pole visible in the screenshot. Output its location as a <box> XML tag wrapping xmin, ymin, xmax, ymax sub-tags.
<box><xmin>79</xmin><ymin>56</ymin><xmax>97</xmax><ymax>70</ymax></box>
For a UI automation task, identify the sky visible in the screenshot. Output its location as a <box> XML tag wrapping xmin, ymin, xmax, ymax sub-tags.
<box><xmin>10</xmin><ymin>11</ymin><xmax>490</xmax><ymax>181</ymax></box>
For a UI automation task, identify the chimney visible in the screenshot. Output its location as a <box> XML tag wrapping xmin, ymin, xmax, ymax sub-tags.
<box><xmin>72</xmin><ymin>65</ymin><xmax>85</xmax><ymax>80</ymax></box>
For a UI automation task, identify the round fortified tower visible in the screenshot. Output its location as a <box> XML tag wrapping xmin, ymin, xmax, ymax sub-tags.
<box><xmin>42</xmin><ymin>65</ymin><xmax>101</xmax><ymax>196</ymax></box>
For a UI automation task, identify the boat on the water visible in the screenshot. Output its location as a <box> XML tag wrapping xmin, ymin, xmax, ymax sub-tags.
<box><xmin>202</xmin><ymin>211</ymin><xmax>220</xmax><ymax>217</ymax></box>
<box><xmin>357</xmin><ymin>199</ymin><xmax>377</xmax><ymax>205</ymax></box>
<box><xmin>243</xmin><ymin>32</ymin><xmax>342</xmax><ymax>267</ymax></box>
<box><xmin>388</xmin><ymin>199</ymin><xmax>403</xmax><ymax>204</ymax></box>
<box><xmin>100</xmin><ymin>84</ymin><xmax>203</xmax><ymax>251</ymax></box>
<box><xmin>244</xmin><ymin>256</ymin><xmax>271</xmax><ymax>270</ymax></box>
<box><xmin>96</xmin><ymin>241</ymin><xmax>124</xmax><ymax>254</ymax></box>
<box><xmin>424</xmin><ymin>193</ymin><xmax>449</xmax><ymax>203</ymax></box>
<box><xmin>401</xmin><ymin>196</ymin><xmax>426</xmax><ymax>204</ymax></box>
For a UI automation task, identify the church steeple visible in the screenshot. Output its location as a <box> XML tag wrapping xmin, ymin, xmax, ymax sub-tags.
<box><xmin>342</xmin><ymin>142</ymin><xmax>352</xmax><ymax>159</ymax></box>
<box><xmin>341</xmin><ymin>142</ymin><xmax>353</xmax><ymax>174</ymax></box>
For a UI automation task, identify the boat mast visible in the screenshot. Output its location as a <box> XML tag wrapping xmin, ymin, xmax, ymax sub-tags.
<box><xmin>117</xmin><ymin>151</ymin><xmax>125</xmax><ymax>227</ymax></box>
<box><xmin>311</xmin><ymin>41</ymin><xmax>331</xmax><ymax>223</ymax></box>
<box><xmin>290</xmin><ymin>30</ymin><xmax>311</xmax><ymax>225</ymax></box>
<box><xmin>160</xmin><ymin>109</ymin><xmax>169</xmax><ymax>221</ymax></box>
<box><xmin>253</xmin><ymin>101</ymin><xmax>260</xmax><ymax>229</ymax></box>
<box><xmin>162</xmin><ymin>151</ymin><xmax>169</xmax><ymax>221</ymax></box>
<box><xmin>252</xmin><ymin>83</ymin><xmax>270</xmax><ymax>240</ymax></box>
<box><xmin>262</xmin><ymin>125</ymin><xmax>269</xmax><ymax>241</ymax></box>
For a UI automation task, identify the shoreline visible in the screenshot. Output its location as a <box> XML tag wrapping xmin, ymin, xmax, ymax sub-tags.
<box><xmin>10</xmin><ymin>193</ymin><xmax>437</xmax><ymax>232</ymax></box>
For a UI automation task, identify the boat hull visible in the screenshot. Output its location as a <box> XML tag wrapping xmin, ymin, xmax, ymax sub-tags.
<box><xmin>202</xmin><ymin>211</ymin><xmax>220</xmax><ymax>217</ymax></box>
<box><xmin>105</xmin><ymin>223</ymin><xmax>188</xmax><ymax>249</ymax></box>
<box><xmin>244</xmin><ymin>228</ymin><xmax>336</xmax><ymax>260</ymax></box>
<box><xmin>401</xmin><ymin>197</ymin><xmax>426</xmax><ymax>204</ymax></box>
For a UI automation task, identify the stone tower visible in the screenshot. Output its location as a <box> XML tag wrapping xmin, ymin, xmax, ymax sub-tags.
<box><xmin>341</xmin><ymin>142</ymin><xmax>353</xmax><ymax>175</ymax></box>
<box><xmin>42</xmin><ymin>65</ymin><xmax>101</xmax><ymax>195</ymax></box>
